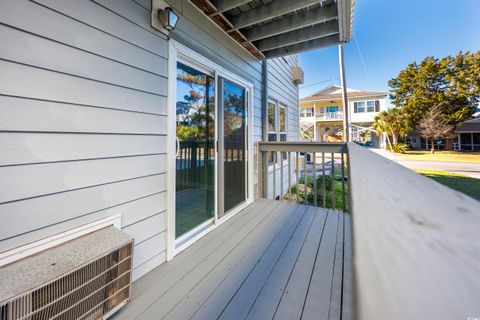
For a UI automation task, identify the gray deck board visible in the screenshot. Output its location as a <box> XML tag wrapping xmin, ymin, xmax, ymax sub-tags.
<box><xmin>163</xmin><ymin>202</ymin><xmax>301</xmax><ymax>320</ymax></box>
<box><xmin>252</xmin><ymin>207</ymin><xmax>327</xmax><ymax>320</ymax></box>
<box><xmin>113</xmin><ymin>200</ymin><xmax>349</xmax><ymax>320</ymax></box>
<box><xmin>216</xmin><ymin>205</ymin><xmax>313</xmax><ymax>320</ymax></box>
<box><xmin>301</xmin><ymin>211</ymin><xmax>339</xmax><ymax>320</ymax></box>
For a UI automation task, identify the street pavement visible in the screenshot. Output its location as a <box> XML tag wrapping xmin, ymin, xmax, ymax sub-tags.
<box><xmin>370</xmin><ymin>148</ymin><xmax>480</xmax><ymax>179</ymax></box>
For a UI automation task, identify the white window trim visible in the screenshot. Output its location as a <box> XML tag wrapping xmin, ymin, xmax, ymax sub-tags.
<box><xmin>167</xmin><ymin>40</ymin><xmax>255</xmax><ymax>261</ymax></box>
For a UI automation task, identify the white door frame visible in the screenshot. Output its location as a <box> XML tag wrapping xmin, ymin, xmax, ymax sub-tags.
<box><xmin>166</xmin><ymin>40</ymin><xmax>254</xmax><ymax>260</ymax></box>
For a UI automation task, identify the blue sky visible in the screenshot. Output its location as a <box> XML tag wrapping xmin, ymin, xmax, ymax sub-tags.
<box><xmin>299</xmin><ymin>0</ymin><xmax>480</xmax><ymax>103</ymax></box>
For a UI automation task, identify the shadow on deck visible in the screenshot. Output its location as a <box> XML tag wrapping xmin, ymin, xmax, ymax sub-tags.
<box><xmin>114</xmin><ymin>199</ymin><xmax>352</xmax><ymax>320</ymax></box>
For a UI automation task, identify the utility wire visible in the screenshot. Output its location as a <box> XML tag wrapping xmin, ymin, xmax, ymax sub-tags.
<box><xmin>299</xmin><ymin>77</ymin><xmax>340</xmax><ymax>89</ymax></box>
<box><xmin>353</xmin><ymin>32</ymin><xmax>373</xmax><ymax>90</ymax></box>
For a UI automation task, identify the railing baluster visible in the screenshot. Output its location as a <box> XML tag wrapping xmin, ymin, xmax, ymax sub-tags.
<box><xmin>296</xmin><ymin>152</ymin><xmax>299</xmax><ymax>204</ymax></box>
<box><xmin>264</xmin><ymin>151</ymin><xmax>268</xmax><ymax>199</ymax></box>
<box><xmin>304</xmin><ymin>153</ymin><xmax>308</xmax><ymax>205</ymax></box>
<box><xmin>313</xmin><ymin>152</ymin><xmax>317</xmax><ymax>207</ymax></box>
<box><xmin>322</xmin><ymin>152</ymin><xmax>326</xmax><ymax>208</ymax></box>
<box><xmin>280</xmin><ymin>152</ymin><xmax>284</xmax><ymax>201</ymax></box>
<box><xmin>331</xmin><ymin>152</ymin><xmax>335</xmax><ymax>210</ymax></box>
<box><xmin>273</xmin><ymin>152</ymin><xmax>276</xmax><ymax>200</ymax></box>
<box><xmin>341</xmin><ymin>151</ymin><xmax>346</xmax><ymax>212</ymax></box>
<box><xmin>288</xmin><ymin>152</ymin><xmax>291</xmax><ymax>202</ymax></box>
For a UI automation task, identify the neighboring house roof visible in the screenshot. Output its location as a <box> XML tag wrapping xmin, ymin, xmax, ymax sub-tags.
<box><xmin>456</xmin><ymin>117</ymin><xmax>480</xmax><ymax>133</ymax></box>
<box><xmin>301</xmin><ymin>85</ymin><xmax>387</xmax><ymax>103</ymax></box>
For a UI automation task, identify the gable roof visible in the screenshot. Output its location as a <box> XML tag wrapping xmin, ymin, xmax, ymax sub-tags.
<box><xmin>301</xmin><ymin>86</ymin><xmax>387</xmax><ymax>102</ymax></box>
<box><xmin>456</xmin><ymin>117</ymin><xmax>480</xmax><ymax>133</ymax></box>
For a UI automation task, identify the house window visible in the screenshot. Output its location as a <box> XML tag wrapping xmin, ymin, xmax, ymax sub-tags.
<box><xmin>267</xmin><ymin>100</ymin><xmax>288</xmax><ymax>163</ymax></box>
<box><xmin>354</xmin><ymin>101</ymin><xmax>365</xmax><ymax>113</ymax></box>
<box><xmin>367</xmin><ymin>100</ymin><xmax>375</xmax><ymax>112</ymax></box>
<box><xmin>268</xmin><ymin>101</ymin><xmax>277</xmax><ymax>163</ymax></box>
<box><xmin>279</xmin><ymin>105</ymin><xmax>287</xmax><ymax>160</ymax></box>
<box><xmin>300</xmin><ymin>108</ymin><xmax>313</xmax><ymax>117</ymax></box>
<box><xmin>268</xmin><ymin>101</ymin><xmax>276</xmax><ymax>134</ymax></box>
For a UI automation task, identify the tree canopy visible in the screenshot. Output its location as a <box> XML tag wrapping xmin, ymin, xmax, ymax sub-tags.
<box><xmin>389</xmin><ymin>51</ymin><xmax>480</xmax><ymax>130</ymax></box>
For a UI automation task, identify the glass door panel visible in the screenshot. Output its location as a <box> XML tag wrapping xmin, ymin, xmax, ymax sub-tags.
<box><xmin>175</xmin><ymin>62</ymin><xmax>215</xmax><ymax>238</ymax></box>
<box><xmin>220</xmin><ymin>79</ymin><xmax>247</xmax><ymax>216</ymax></box>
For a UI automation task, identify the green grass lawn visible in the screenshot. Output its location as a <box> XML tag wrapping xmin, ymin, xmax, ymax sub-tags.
<box><xmin>415</xmin><ymin>169</ymin><xmax>480</xmax><ymax>201</ymax></box>
<box><xmin>398</xmin><ymin>150</ymin><xmax>480</xmax><ymax>163</ymax></box>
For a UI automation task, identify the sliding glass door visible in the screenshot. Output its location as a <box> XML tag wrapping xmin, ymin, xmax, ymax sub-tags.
<box><xmin>175</xmin><ymin>61</ymin><xmax>249</xmax><ymax>241</ymax></box>
<box><xmin>175</xmin><ymin>62</ymin><xmax>215</xmax><ymax>238</ymax></box>
<box><xmin>218</xmin><ymin>78</ymin><xmax>247</xmax><ymax>217</ymax></box>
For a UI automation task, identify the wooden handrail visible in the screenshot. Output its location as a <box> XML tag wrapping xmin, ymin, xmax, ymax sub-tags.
<box><xmin>347</xmin><ymin>142</ymin><xmax>480</xmax><ymax>320</ymax></box>
<box><xmin>258</xmin><ymin>141</ymin><xmax>346</xmax><ymax>153</ymax></box>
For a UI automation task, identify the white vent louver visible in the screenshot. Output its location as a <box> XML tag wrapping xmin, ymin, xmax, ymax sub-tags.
<box><xmin>0</xmin><ymin>226</ymin><xmax>133</xmax><ymax>320</ymax></box>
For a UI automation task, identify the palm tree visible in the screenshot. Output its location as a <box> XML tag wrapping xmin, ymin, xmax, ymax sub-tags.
<box><xmin>372</xmin><ymin>107</ymin><xmax>408</xmax><ymax>145</ymax></box>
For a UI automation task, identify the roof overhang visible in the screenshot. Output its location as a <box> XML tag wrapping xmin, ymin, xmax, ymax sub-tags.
<box><xmin>190</xmin><ymin>0</ymin><xmax>355</xmax><ymax>59</ymax></box>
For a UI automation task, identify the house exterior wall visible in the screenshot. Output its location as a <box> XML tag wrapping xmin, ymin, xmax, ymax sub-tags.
<box><xmin>300</xmin><ymin>96</ymin><xmax>387</xmax><ymax>125</ymax></box>
<box><xmin>266</xmin><ymin>56</ymin><xmax>300</xmax><ymax>199</ymax></box>
<box><xmin>348</xmin><ymin>98</ymin><xmax>387</xmax><ymax>124</ymax></box>
<box><xmin>0</xmin><ymin>0</ymin><xmax>299</xmax><ymax>281</ymax></box>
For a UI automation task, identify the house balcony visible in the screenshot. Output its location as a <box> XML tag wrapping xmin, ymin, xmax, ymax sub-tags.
<box><xmin>316</xmin><ymin>111</ymin><xmax>344</xmax><ymax>121</ymax></box>
<box><xmin>113</xmin><ymin>142</ymin><xmax>479</xmax><ymax>320</ymax></box>
<box><xmin>300</xmin><ymin>112</ymin><xmax>344</xmax><ymax>123</ymax></box>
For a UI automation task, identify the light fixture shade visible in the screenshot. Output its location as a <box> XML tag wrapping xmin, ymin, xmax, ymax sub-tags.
<box><xmin>158</xmin><ymin>7</ymin><xmax>178</xmax><ymax>31</ymax></box>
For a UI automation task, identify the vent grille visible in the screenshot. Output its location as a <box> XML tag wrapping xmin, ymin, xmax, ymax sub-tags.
<box><xmin>1</xmin><ymin>243</ymin><xmax>132</xmax><ymax>320</ymax></box>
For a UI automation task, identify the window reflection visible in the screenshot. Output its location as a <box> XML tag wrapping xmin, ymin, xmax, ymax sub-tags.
<box><xmin>175</xmin><ymin>63</ymin><xmax>215</xmax><ymax>238</ymax></box>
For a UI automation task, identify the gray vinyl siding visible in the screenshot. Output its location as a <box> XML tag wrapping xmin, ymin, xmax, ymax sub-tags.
<box><xmin>0</xmin><ymin>0</ymin><xmax>168</xmax><ymax>281</ymax></box>
<box><xmin>0</xmin><ymin>0</ymin><xmax>298</xmax><ymax>282</ymax></box>
<box><xmin>266</xmin><ymin>55</ymin><xmax>300</xmax><ymax>199</ymax></box>
<box><xmin>268</xmin><ymin>56</ymin><xmax>300</xmax><ymax>141</ymax></box>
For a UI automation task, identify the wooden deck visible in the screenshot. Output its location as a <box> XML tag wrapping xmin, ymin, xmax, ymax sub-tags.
<box><xmin>113</xmin><ymin>199</ymin><xmax>352</xmax><ymax>320</ymax></box>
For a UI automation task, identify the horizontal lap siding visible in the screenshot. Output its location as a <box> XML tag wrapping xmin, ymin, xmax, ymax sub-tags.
<box><xmin>267</xmin><ymin>56</ymin><xmax>300</xmax><ymax>196</ymax></box>
<box><xmin>0</xmin><ymin>0</ymin><xmax>168</xmax><ymax>280</ymax></box>
<box><xmin>0</xmin><ymin>0</ymin><xmax>298</xmax><ymax>284</ymax></box>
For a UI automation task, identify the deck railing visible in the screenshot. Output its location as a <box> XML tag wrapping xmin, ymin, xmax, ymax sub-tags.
<box><xmin>257</xmin><ymin>142</ymin><xmax>348</xmax><ymax>211</ymax></box>
<box><xmin>347</xmin><ymin>143</ymin><xmax>480</xmax><ymax>320</ymax></box>
<box><xmin>317</xmin><ymin>111</ymin><xmax>343</xmax><ymax>120</ymax></box>
<box><xmin>258</xmin><ymin>141</ymin><xmax>480</xmax><ymax>320</ymax></box>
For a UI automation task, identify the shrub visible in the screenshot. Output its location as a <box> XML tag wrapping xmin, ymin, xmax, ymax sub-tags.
<box><xmin>386</xmin><ymin>142</ymin><xmax>409</xmax><ymax>153</ymax></box>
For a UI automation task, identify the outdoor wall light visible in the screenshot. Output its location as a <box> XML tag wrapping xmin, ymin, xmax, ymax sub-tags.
<box><xmin>158</xmin><ymin>7</ymin><xmax>178</xmax><ymax>31</ymax></box>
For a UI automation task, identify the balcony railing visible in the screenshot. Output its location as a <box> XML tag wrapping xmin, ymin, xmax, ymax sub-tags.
<box><xmin>257</xmin><ymin>141</ymin><xmax>480</xmax><ymax>320</ymax></box>
<box><xmin>258</xmin><ymin>142</ymin><xmax>348</xmax><ymax>211</ymax></box>
<box><xmin>317</xmin><ymin>111</ymin><xmax>343</xmax><ymax>120</ymax></box>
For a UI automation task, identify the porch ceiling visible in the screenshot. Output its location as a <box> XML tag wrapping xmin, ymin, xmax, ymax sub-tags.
<box><xmin>190</xmin><ymin>0</ymin><xmax>354</xmax><ymax>59</ymax></box>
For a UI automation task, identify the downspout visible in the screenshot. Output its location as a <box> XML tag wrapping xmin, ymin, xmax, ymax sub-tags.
<box><xmin>262</xmin><ymin>60</ymin><xmax>268</xmax><ymax>141</ymax></box>
<box><xmin>260</xmin><ymin>60</ymin><xmax>269</xmax><ymax>198</ymax></box>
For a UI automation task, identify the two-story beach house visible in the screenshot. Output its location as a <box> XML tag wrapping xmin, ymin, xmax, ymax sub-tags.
<box><xmin>300</xmin><ymin>85</ymin><xmax>387</xmax><ymax>145</ymax></box>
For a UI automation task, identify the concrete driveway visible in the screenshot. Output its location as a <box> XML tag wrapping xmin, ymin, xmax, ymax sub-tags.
<box><xmin>370</xmin><ymin>148</ymin><xmax>480</xmax><ymax>179</ymax></box>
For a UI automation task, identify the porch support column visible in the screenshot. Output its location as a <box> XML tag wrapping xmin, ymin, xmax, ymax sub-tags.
<box><xmin>338</xmin><ymin>43</ymin><xmax>350</xmax><ymax>142</ymax></box>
